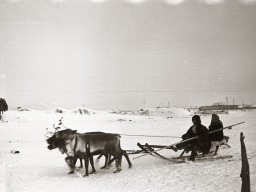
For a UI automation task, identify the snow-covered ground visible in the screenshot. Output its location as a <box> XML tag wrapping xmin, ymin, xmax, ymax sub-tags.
<box><xmin>0</xmin><ymin>107</ymin><xmax>255</xmax><ymax>192</ymax></box>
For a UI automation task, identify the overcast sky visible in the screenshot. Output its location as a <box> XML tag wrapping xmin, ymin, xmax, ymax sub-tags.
<box><xmin>0</xmin><ymin>0</ymin><xmax>256</xmax><ymax>110</ymax></box>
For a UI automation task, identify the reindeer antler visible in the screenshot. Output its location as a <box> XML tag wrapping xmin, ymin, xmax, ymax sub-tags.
<box><xmin>58</xmin><ymin>117</ymin><xmax>68</xmax><ymax>129</ymax></box>
<box><xmin>45</xmin><ymin>128</ymin><xmax>55</xmax><ymax>138</ymax></box>
<box><xmin>46</xmin><ymin>128</ymin><xmax>54</xmax><ymax>134</ymax></box>
<box><xmin>58</xmin><ymin>117</ymin><xmax>64</xmax><ymax>126</ymax></box>
<box><xmin>53</xmin><ymin>124</ymin><xmax>61</xmax><ymax>132</ymax></box>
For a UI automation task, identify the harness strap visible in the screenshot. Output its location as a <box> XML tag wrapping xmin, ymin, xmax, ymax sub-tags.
<box><xmin>73</xmin><ymin>136</ymin><xmax>78</xmax><ymax>153</ymax></box>
<box><xmin>85</xmin><ymin>136</ymin><xmax>90</xmax><ymax>156</ymax></box>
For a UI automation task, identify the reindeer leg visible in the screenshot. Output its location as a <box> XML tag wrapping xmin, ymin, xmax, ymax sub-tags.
<box><xmin>122</xmin><ymin>150</ymin><xmax>132</xmax><ymax>168</ymax></box>
<box><xmin>83</xmin><ymin>157</ymin><xmax>89</xmax><ymax>177</ymax></box>
<box><xmin>89</xmin><ymin>156</ymin><xmax>96</xmax><ymax>174</ymax></box>
<box><xmin>108</xmin><ymin>155</ymin><xmax>115</xmax><ymax>165</ymax></box>
<box><xmin>97</xmin><ymin>154</ymin><xmax>103</xmax><ymax>160</ymax></box>
<box><xmin>69</xmin><ymin>157</ymin><xmax>78</xmax><ymax>169</ymax></box>
<box><xmin>101</xmin><ymin>154</ymin><xmax>110</xmax><ymax>169</ymax></box>
<box><xmin>65</xmin><ymin>157</ymin><xmax>75</xmax><ymax>174</ymax></box>
<box><xmin>79</xmin><ymin>158</ymin><xmax>83</xmax><ymax>168</ymax></box>
<box><xmin>113</xmin><ymin>154</ymin><xmax>122</xmax><ymax>173</ymax></box>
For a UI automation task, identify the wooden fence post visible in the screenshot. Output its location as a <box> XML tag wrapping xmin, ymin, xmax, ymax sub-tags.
<box><xmin>240</xmin><ymin>132</ymin><xmax>250</xmax><ymax>192</ymax></box>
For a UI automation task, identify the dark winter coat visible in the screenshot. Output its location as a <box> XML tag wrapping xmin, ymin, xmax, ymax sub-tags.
<box><xmin>182</xmin><ymin>115</ymin><xmax>209</xmax><ymax>153</ymax></box>
<box><xmin>208</xmin><ymin>114</ymin><xmax>224</xmax><ymax>142</ymax></box>
<box><xmin>182</xmin><ymin>124</ymin><xmax>209</xmax><ymax>144</ymax></box>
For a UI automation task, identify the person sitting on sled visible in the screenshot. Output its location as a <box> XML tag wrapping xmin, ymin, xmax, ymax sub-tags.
<box><xmin>208</xmin><ymin>114</ymin><xmax>224</xmax><ymax>155</ymax></box>
<box><xmin>181</xmin><ymin>115</ymin><xmax>209</xmax><ymax>161</ymax></box>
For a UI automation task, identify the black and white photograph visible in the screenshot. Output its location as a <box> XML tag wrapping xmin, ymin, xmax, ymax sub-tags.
<box><xmin>0</xmin><ymin>0</ymin><xmax>255</xmax><ymax>191</ymax></box>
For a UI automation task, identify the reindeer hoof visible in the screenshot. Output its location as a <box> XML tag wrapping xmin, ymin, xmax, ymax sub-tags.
<box><xmin>129</xmin><ymin>164</ymin><xmax>133</xmax><ymax>168</ymax></box>
<box><xmin>89</xmin><ymin>170</ymin><xmax>96</xmax><ymax>174</ymax></box>
<box><xmin>113</xmin><ymin>169</ymin><xmax>121</xmax><ymax>173</ymax></box>
<box><xmin>83</xmin><ymin>174</ymin><xmax>89</xmax><ymax>177</ymax></box>
<box><xmin>68</xmin><ymin>170</ymin><xmax>75</xmax><ymax>174</ymax></box>
<box><xmin>101</xmin><ymin>166</ymin><xmax>107</xmax><ymax>169</ymax></box>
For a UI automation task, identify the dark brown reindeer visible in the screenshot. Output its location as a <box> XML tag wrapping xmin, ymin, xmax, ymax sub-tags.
<box><xmin>46</xmin><ymin>119</ymin><xmax>132</xmax><ymax>176</ymax></box>
<box><xmin>46</xmin><ymin>130</ymin><xmax>132</xmax><ymax>174</ymax></box>
<box><xmin>54</xmin><ymin>128</ymin><xmax>129</xmax><ymax>177</ymax></box>
<box><xmin>46</xmin><ymin>127</ymin><xmax>109</xmax><ymax>174</ymax></box>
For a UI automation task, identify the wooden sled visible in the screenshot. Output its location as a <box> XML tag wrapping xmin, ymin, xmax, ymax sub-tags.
<box><xmin>133</xmin><ymin>122</ymin><xmax>245</xmax><ymax>161</ymax></box>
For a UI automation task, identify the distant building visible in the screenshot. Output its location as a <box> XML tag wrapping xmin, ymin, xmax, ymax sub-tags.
<box><xmin>199</xmin><ymin>105</ymin><xmax>239</xmax><ymax>111</ymax></box>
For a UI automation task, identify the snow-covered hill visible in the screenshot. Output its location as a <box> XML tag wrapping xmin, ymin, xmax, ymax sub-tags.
<box><xmin>138</xmin><ymin>107</ymin><xmax>192</xmax><ymax>117</ymax></box>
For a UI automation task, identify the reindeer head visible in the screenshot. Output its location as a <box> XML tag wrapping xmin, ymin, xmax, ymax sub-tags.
<box><xmin>45</xmin><ymin>117</ymin><xmax>66</xmax><ymax>150</ymax></box>
<box><xmin>45</xmin><ymin>117</ymin><xmax>66</xmax><ymax>138</ymax></box>
<box><xmin>45</xmin><ymin>118</ymin><xmax>76</xmax><ymax>152</ymax></box>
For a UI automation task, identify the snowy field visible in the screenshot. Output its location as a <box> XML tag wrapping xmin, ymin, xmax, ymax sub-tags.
<box><xmin>0</xmin><ymin>107</ymin><xmax>255</xmax><ymax>192</ymax></box>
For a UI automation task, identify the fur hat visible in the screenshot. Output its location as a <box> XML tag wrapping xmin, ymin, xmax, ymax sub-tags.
<box><xmin>211</xmin><ymin>114</ymin><xmax>220</xmax><ymax>122</ymax></box>
<box><xmin>192</xmin><ymin>115</ymin><xmax>201</xmax><ymax>125</ymax></box>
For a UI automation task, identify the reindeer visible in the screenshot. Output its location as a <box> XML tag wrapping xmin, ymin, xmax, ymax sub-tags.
<box><xmin>45</xmin><ymin>119</ymin><xmax>92</xmax><ymax>173</ymax></box>
<box><xmin>45</xmin><ymin>118</ymin><xmax>132</xmax><ymax>176</ymax></box>
<box><xmin>54</xmin><ymin>128</ymin><xmax>129</xmax><ymax>177</ymax></box>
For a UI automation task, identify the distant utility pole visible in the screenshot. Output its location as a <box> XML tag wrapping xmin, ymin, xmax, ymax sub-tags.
<box><xmin>226</xmin><ymin>97</ymin><xmax>229</xmax><ymax>105</ymax></box>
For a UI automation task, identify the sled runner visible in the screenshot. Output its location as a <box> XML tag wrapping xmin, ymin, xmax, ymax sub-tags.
<box><xmin>136</xmin><ymin>143</ymin><xmax>185</xmax><ymax>163</ymax></box>
<box><xmin>172</xmin><ymin>154</ymin><xmax>233</xmax><ymax>161</ymax></box>
<box><xmin>133</xmin><ymin>122</ymin><xmax>245</xmax><ymax>162</ymax></box>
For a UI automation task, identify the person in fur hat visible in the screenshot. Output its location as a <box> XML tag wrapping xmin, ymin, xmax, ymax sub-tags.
<box><xmin>208</xmin><ymin>114</ymin><xmax>224</xmax><ymax>155</ymax></box>
<box><xmin>208</xmin><ymin>114</ymin><xmax>224</xmax><ymax>141</ymax></box>
<box><xmin>182</xmin><ymin>115</ymin><xmax>209</xmax><ymax>161</ymax></box>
